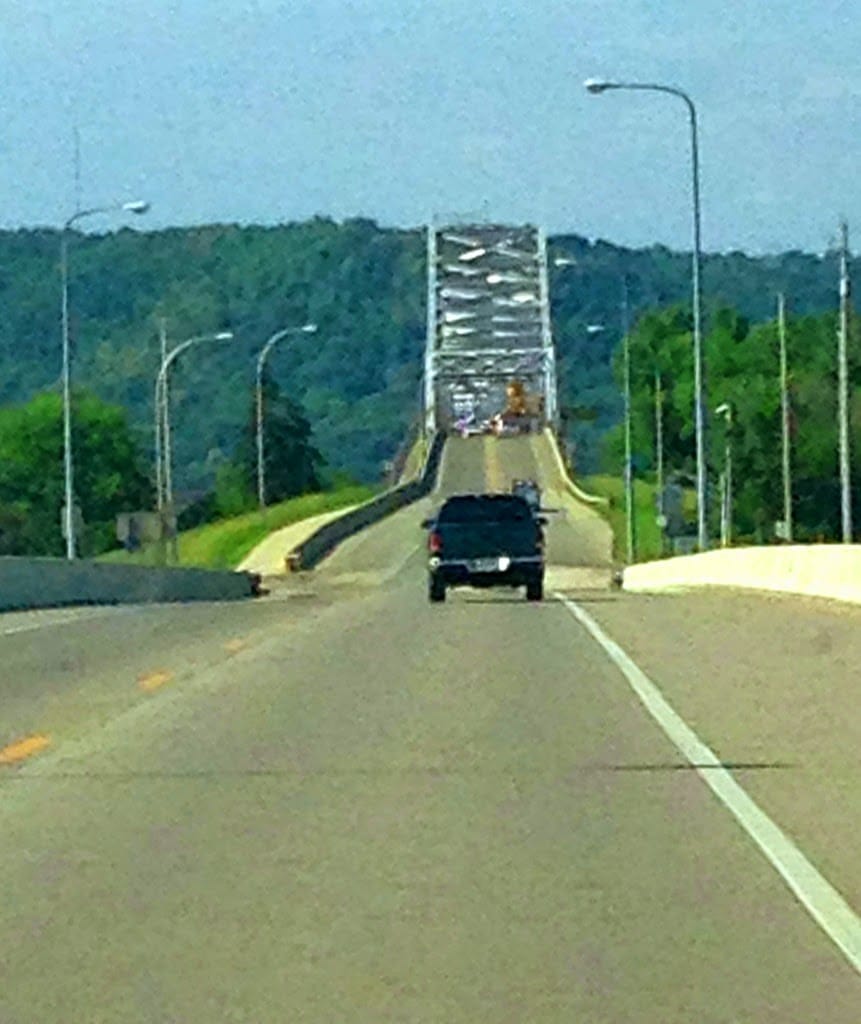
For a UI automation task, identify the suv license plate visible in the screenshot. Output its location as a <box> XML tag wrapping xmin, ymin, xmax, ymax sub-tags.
<box><xmin>471</xmin><ymin>558</ymin><xmax>504</xmax><ymax>572</ymax></box>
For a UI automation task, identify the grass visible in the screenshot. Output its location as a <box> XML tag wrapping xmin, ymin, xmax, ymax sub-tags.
<box><xmin>99</xmin><ymin>484</ymin><xmax>376</xmax><ymax>571</ymax></box>
<box><xmin>581</xmin><ymin>474</ymin><xmax>696</xmax><ymax>563</ymax></box>
<box><xmin>399</xmin><ymin>435</ymin><xmax>427</xmax><ymax>482</ymax></box>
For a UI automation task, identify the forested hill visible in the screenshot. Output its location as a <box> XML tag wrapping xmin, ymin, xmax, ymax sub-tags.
<box><xmin>0</xmin><ymin>217</ymin><xmax>851</xmax><ymax>485</ymax></box>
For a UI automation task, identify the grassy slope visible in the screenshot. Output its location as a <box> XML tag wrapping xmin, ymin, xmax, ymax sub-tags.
<box><xmin>580</xmin><ymin>475</ymin><xmax>696</xmax><ymax>563</ymax></box>
<box><xmin>100</xmin><ymin>484</ymin><xmax>375</xmax><ymax>571</ymax></box>
<box><xmin>399</xmin><ymin>435</ymin><xmax>427</xmax><ymax>482</ymax></box>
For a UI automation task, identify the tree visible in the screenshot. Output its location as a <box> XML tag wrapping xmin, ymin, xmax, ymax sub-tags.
<box><xmin>232</xmin><ymin>372</ymin><xmax>324</xmax><ymax>508</ymax></box>
<box><xmin>0</xmin><ymin>391</ymin><xmax>152</xmax><ymax>556</ymax></box>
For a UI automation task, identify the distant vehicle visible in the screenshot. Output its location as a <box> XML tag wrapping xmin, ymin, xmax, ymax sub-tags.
<box><xmin>511</xmin><ymin>478</ymin><xmax>541</xmax><ymax>514</ymax></box>
<box><xmin>422</xmin><ymin>494</ymin><xmax>546</xmax><ymax>603</ymax></box>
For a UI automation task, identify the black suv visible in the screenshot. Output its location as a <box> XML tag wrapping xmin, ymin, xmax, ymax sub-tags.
<box><xmin>422</xmin><ymin>494</ymin><xmax>546</xmax><ymax>603</ymax></box>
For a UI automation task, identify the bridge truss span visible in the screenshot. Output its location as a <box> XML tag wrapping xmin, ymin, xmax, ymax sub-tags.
<box><xmin>424</xmin><ymin>221</ymin><xmax>558</xmax><ymax>434</ymax></box>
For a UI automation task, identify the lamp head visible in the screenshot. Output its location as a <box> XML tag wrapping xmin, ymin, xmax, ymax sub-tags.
<box><xmin>122</xmin><ymin>200</ymin><xmax>150</xmax><ymax>215</ymax></box>
<box><xmin>301</xmin><ymin>323</ymin><xmax>318</xmax><ymax>333</ymax></box>
<box><xmin>215</xmin><ymin>331</ymin><xmax>234</xmax><ymax>341</ymax></box>
<box><xmin>584</xmin><ymin>78</ymin><xmax>611</xmax><ymax>94</ymax></box>
<box><xmin>715</xmin><ymin>402</ymin><xmax>731</xmax><ymax>417</ymax></box>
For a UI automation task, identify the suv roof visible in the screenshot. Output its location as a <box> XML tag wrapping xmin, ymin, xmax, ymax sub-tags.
<box><xmin>437</xmin><ymin>493</ymin><xmax>533</xmax><ymax>523</ymax></box>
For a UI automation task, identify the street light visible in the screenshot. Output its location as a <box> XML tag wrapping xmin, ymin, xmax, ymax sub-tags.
<box><xmin>715</xmin><ymin>402</ymin><xmax>733</xmax><ymax>547</ymax></box>
<box><xmin>777</xmin><ymin>293</ymin><xmax>793</xmax><ymax>542</ymax></box>
<box><xmin>256</xmin><ymin>323</ymin><xmax>317</xmax><ymax>508</ymax></box>
<box><xmin>60</xmin><ymin>199</ymin><xmax>150</xmax><ymax>558</ymax></box>
<box><xmin>585</xmin><ymin>76</ymin><xmax>707</xmax><ymax>551</ymax></box>
<box><xmin>154</xmin><ymin>331</ymin><xmax>234</xmax><ymax>542</ymax></box>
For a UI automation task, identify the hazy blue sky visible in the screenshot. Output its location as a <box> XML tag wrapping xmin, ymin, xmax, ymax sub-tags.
<box><xmin>1</xmin><ymin>0</ymin><xmax>859</xmax><ymax>252</ymax></box>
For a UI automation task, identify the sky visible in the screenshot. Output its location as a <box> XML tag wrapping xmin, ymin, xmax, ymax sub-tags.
<box><xmin>1</xmin><ymin>0</ymin><xmax>859</xmax><ymax>253</ymax></box>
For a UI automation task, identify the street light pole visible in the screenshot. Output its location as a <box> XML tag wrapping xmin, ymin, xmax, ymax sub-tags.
<box><xmin>154</xmin><ymin>318</ymin><xmax>169</xmax><ymax>511</ymax></box>
<box><xmin>655</xmin><ymin>366</ymin><xmax>665</xmax><ymax>527</ymax></box>
<box><xmin>155</xmin><ymin>331</ymin><xmax>234</xmax><ymax>556</ymax></box>
<box><xmin>60</xmin><ymin>199</ymin><xmax>150</xmax><ymax>558</ymax></box>
<box><xmin>585</xmin><ymin>77</ymin><xmax>707</xmax><ymax>550</ymax></box>
<box><xmin>255</xmin><ymin>323</ymin><xmax>317</xmax><ymax>509</ymax></box>
<box><xmin>837</xmin><ymin>221</ymin><xmax>853</xmax><ymax>543</ymax></box>
<box><xmin>715</xmin><ymin>402</ymin><xmax>732</xmax><ymax>546</ymax></box>
<box><xmin>777</xmin><ymin>293</ymin><xmax>793</xmax><ymax>542</ymax></box>
<box><xmin>621</xmin><ymin>277</ymin><xmax>635</xmax><ymax>564</ymax></box>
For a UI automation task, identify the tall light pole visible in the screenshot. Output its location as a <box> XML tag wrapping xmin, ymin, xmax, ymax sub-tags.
<box><xmin>60</xmin><ymin>199</ymin><xmax>150</xmax><ymax>558</ymax></box>
<box><xmin>585</xmin><ymin>77</ymin><xmax>707</xmax><ymax>551</ymax></box>
<box><xmin>655</xmin><ymin>366</ymin><xmax>665</xmax><ymax>543</ymax></box>
<box><xmin>715</xmin><ymin>402</ymin><xmax>733</xmax><ymax>547</ymax></box>
<box><xmin>837</xmin><ymin>221</ymin><xmax>853</xmax><ymax>543</ymax></box>
<box><xmin>154</xmin><ymin>331</ymin><xmax>234</xmax><ymax>552</ymax></box>
<box><xmin>256</xmin><ymin>323</ymin><xmax>317</xmax><ymax>508</ymax></box>
<box><xmin>154</xmin><ymin>319</ymin><xmax>169</xmax><ymax>511</ymax></box>
<box><xmin>621</xmin><ymin>277</ymin><xmax>635</xmax><ymax>563</ymax></box>
<box><xmin>777</xmin><ymin>293</ymin><xmax>793</xmax><ymax>542</ymax></box>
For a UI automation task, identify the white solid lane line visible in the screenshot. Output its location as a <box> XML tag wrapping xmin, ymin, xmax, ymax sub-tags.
<box><xmin>557</xmin><ymin>593</ymin><xmax>861</xmax><ymax>977</ymax></box>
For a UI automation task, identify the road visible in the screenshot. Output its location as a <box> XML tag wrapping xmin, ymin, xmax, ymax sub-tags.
<box><xmin>0</xmin><ymin>435</ymin><xmax>858</xmax><ymax>1022</ymax></box>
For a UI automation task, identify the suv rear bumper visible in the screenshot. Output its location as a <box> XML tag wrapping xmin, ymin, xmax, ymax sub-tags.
<box><xmin>430</xmin><ymin>557</ymin><xmax>543</xmax><ymax>589</ymax></box>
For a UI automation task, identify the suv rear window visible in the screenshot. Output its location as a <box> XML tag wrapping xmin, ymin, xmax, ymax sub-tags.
<box><xmin>437</xmin><ymin>495</ymin><xmax>532</xmax><ymax>523</ymax></box>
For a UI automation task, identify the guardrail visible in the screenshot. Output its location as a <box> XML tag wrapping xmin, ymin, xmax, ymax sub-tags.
<box><xmin>288</xmin><ymin>432</ymin><xmax>446</xmax><ymax>571</ymax></box>
<box><xmin>0</xmin><ymin>557</ymin><xmax>260</xmax><ymax>613</ymax></box>
<box><xmin>623</xmin><ymin>544</ymin><xmax>861</xmax><ymax>606</ymax></box>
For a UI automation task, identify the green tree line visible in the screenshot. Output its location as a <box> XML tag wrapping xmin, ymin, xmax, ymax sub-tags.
<box><xmin>603</xmin><ymin>304</ymin><xmax>861</xmax><ymax>542</ymax></box>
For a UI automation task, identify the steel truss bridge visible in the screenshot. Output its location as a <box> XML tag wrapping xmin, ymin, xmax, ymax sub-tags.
<box><xmin>423</xmin><ymin>222</ymin><xmax>558</xmax><ymax>433</ymax></box>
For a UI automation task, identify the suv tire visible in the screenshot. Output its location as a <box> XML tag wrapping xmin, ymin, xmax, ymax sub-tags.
<box><xmin>429</xmin><ymin>575</ymin><xmax>446</xmax><ymax>603</ymax></box>
<box><xmin>525</xmin><ymin>576</ymin><xmax>544</xmax><ymax>602</ymax></box>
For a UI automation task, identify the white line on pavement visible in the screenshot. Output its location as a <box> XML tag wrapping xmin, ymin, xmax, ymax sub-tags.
<box><xmin>556</xmin><ymin>592</ymin><xmax>861</xmax><ymax>976</ymax></box>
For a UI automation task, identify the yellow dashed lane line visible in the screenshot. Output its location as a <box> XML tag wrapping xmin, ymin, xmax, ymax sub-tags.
<box><xmin>483</xmin><ymin>436</ymin><xmax>506</xmax><ymax>491</ymax></box>
<box><xmin>0</xmin><ymin>734</ymin><xmax>51</xmax><ymax>765</ymax></box>
<box><xmin>4</xmin><ymin>644</ymin><xmax>252</xmax><ymax>769</ymax></box>
<box><xmin>138</xmin><ymin>669</ymin><xmax>174</xmax><ymax>693</ymax></box>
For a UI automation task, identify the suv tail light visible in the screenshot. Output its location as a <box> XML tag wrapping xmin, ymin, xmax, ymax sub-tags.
<box><xmin>428</xmin><ymin>531</ymin><xmax>443</xmax><ymax>554</ymax></box>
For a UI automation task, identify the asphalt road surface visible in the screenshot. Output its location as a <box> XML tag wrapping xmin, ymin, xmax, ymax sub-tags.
<box><xmin>1</xmin><ymin>435</ymin><xmax>858</xmax><ymax>1022</ymax></box>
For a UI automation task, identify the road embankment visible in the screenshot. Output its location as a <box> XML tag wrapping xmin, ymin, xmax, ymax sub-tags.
<box><xmin>623</xmin><ymin>544</ymin><xmax>861</xmax><ymax>605</ymax></box>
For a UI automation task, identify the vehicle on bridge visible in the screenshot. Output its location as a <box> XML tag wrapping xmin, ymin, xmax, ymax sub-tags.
<box><xmin>487</xmin><ymin>380</ymin><xmax>544</xmax><ymax>435</ymax></box>
<box><xmin>511</xmin><ymin>478</ymin><xmax>542</xmax><ymax>514</ymax></box>
<box><xmin>422</xmin><ymin>493</ymin><xmax>545</xmax><ymax>602</ymax></box>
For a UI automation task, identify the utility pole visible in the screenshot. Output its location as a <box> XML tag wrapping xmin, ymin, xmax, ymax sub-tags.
<box><xmin>622</xmin><ymin>277</ymin><xmax>636</xmax><ymax>563</ymax></box>
<box><xmin>73</xmin><ymin>127</ymin><xmax>82</xmax><ymax>214</ymax></box>
<box><xmin>655</xmin><ymin>367</ymin><xmax>664</xmax><ymax>531</ymax></box>
<box><xmin>777</xmin><ymin>294</ymin><xmax>793</xmax><ymax>542</ymax></box>
<box><xmin>155</xmin><ymin>318</ymin><xmax>168</xmax><ymax>511</ymax></box>
<box><xmin>838</xmin><ymin>221</ymin><xmax>852</xmax><ymax>543</ymax></box>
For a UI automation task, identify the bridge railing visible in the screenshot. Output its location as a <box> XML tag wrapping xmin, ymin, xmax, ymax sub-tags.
<box><xmin>287</xmin><ymin>433</ymin><xmax>446</xmax><ymax>571</ymax></box>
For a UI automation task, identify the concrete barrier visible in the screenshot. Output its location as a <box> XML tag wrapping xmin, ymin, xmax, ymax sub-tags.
<box><xmin>623</xmin><ymin>544</ymin><xmax>861</xmax><ymax>606</ymax></box>
<box><xmin>544</xmin><ymin>428</ymin><xmax>609</xmax><ymax>508</ymax></box>
<box><xmin>288</xmin><ymin>433</ymin><xmax>446</xmax><ymax>571</ymax></box>
<box><xmin>0</xmin><ymin>557</ymin><xmax>260</xmax><ymax>613</ymax></box>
